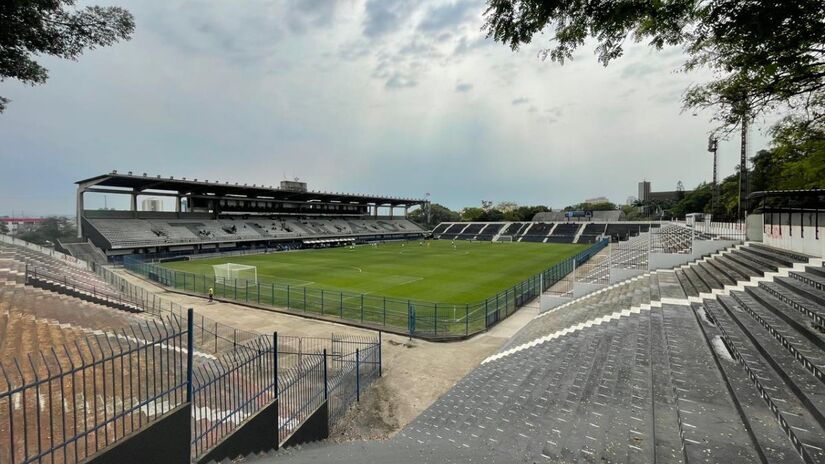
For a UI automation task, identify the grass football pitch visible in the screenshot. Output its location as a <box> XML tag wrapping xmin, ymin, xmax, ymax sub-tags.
<box><xmin>161</xmin><ymin>240</ymin><xmax>587</xmax><ymax>304</ymax></box>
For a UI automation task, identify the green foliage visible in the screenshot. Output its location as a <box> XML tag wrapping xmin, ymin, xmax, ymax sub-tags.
<box><xmin>483</xmin><ymin>0</ymin><xmax>825</xmax><ymax>133</ymax></box>
<box><xmin>0</xmin><ymin>221</ymin><xmax>8</xmax><ymax>234</ymax></box>
<box><xmin>408</xmin><ymin>203</ymin><xmax>460</xmax><ymax>228</ymax></box>
<box><xmin>1</xmin><ymin>0</ymin><xmax>135</xmax><ymax>112</ymax></box>
<box><xmin>461</xmin><ymin>204</ymin><xmax>549</xmax><ymax>222</ymax></box>
<box><xmin>668</xmin><ymin>119</ymin><xmax>824</xmax><ymax>219</ymax></box>
<box><xmin>564</xmin><ymin>202</ymin><xmax>617</xmax><ymax>212</ymax></box>
<box><xmin>18</xmin><ymin>217</ymin><xmax>76</xmax><ymax>246</ymax></box>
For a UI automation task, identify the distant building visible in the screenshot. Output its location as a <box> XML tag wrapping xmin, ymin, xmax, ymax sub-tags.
<box><xmin>0</xmin><ymin>217</ymin><xmax>43</xmax><ymax>234</ymax></box>
<box><xmin>638</xmin><ymin>181</ymin><xmax>651</xmax><ymax>203</ymax></box>
<box><xmin>584</xmin><ymin>196</ymin><xmax>610</xmax><ymax>204</ymax></box>
<box><xmin>280</xmin><ymin>180</ymin><xmax>307</xmax><ymax>192</ymax></box>
<box><xmin>637</xmin><ymin>181</ymin><xmax>691</xmax><ymax>204</ymax></box>
<box><xmin>141</xmin><ymin>198</ymin><xmax>163</xmax><ymax>212</ymax></box>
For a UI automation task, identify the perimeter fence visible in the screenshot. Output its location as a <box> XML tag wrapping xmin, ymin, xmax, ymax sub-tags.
<box><xmin>123</xmin><ymin>239</ymin><xmax>608</xmax><ymax>339</ymax></box>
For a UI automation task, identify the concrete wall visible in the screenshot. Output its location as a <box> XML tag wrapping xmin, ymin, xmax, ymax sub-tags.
<box><xmin>282</xmin><ymin>402</ymin><xmax>329</xmax><ymax>448</ymax></box>
<box><xmin>83</xmin><ymin>404</ymin><xmax>191</xmax><ymax>464</ymax></box>
<box><xmin>196</xmin><ymin>400</ymin><xmax>279</xmax><ymax>464</ymax></box>
<box><xmin>763</xmin><ymin>211</ymin><xmax>825</xmax><ymax>257</ymax></box>
<box><xmin>746</xmin><ymin>214</ymin><xmax>763</xmax><ymax>242</ymax></box>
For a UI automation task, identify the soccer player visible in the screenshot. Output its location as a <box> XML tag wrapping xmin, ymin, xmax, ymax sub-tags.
<box><xmin>208</xmin><ymin>287</ymin><xmax>214</xmax><ymax>303</ymax></box>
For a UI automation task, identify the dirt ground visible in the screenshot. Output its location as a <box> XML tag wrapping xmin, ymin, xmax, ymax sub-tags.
<box><xmin>112</xmin><ymin>268</ymin><xmax>539</xmax><ymax>441</ymax></box>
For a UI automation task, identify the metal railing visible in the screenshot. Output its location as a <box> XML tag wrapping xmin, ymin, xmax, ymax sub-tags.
<box><xmin>24</xmin><ymin>264</ymin><xmax>260</xmax><ymax>357</ymax></box>
<box><xmin>0</xmin><ymin>314</ymin><xmax>189</xmax><ymax>464</ymax></box>
<box><xmin>123</xmin><ymin>239</ymin><xmax>609</xmax><ymax>339</ymax></box>
<box><xmin>191</xmin><ymin>336</ymin><xmax>277</xmax><ymax>457</ymax></box>
<box><xmin>0</xmin><ymin>309</ymin><xmax>381</xmax><ymax>463</ymax></box>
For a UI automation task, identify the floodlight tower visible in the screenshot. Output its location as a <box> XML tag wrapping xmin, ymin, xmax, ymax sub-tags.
<box><xmin>707</xmin><ymin>135</ymin><xmax>719</xmax><ymax>213</ymax></box>
<box><xmin>738</xmin><ymin>114</ymin><xmax>749</xmax><ymax>220</ymax></box>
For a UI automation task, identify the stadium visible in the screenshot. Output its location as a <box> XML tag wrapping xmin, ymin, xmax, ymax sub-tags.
<box><xmin>2</xmin><ymin>167</ymin><xmax>825</xmax><ymax>464</ymax></box>
<box><xmin>2</xmin><ymin>1</ymin><xmax>824</xmax><ymax>463</ymax></box>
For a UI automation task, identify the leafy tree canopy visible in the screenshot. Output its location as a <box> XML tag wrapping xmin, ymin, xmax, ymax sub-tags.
<box><xmin>18</xmin><ymin>217</ymin><xmax>77</xmax><ymax>246</ymax></box>
<box><xmin>1</xmin><ymin>0</ymin><xmax>135</xmax><ymax>112</ymax></box>
<box><xmin>408</xmin><ymin>203</ymin><xmax>460</xmax><ymax>228</ymax></box>
<box><xmin>483</xmin><ymin>0</ymin><xmax>825</xmax><ymax>133</ymax></box>
<box><xmin>564</xmin><ymin>202</ymin><xmax>617</xmax><ymax>212</ymax></box>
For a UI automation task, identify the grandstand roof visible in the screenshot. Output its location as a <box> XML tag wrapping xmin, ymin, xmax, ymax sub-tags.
<box><xmin>76</xmin><ymin>172</ymin><xmax>426</xmax><ymax>206</ymax></box>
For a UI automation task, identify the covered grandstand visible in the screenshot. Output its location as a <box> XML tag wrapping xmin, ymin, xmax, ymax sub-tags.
<box><xmin>75</xmin><ymin>172</ymin><xmax>428</xmax><ymax>258</ymax></box>
<box><xmin>433</xmin><ymin>220</ymin><xmax>651</xmax><ymax>243</ymax></box>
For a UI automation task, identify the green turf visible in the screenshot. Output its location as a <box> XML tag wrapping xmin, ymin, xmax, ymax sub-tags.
<box><xmin>161</xmin><ymin>240</ymin><xmax>587</xmax><ymax>304</ymax></box>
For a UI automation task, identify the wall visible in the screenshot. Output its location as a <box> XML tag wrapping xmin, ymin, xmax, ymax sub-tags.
<box><xmin>762</xmin><ymin>211</ymin><xmax>825</xmax><ymax>257</ymax></box>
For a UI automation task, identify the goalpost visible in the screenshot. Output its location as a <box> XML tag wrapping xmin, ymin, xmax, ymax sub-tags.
<box><xmin>496</xmin><ymin>235</ymin><xmax>514</xmax><ymax>243</ymax></box>
<box><xmin>213</xmin><ymin>263</ymin><xmax>258</xmax><ymax>287</ymax></box>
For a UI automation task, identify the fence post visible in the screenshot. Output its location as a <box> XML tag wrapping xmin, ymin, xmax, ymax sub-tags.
<box><xmin>378</xmin><ymin>331</ymin><xmax>382</xmax><ymax>377</ymax></box>
<box><xmin>186</xmin><ymin>308</ymin><xmax>194</xmax><ymax>404</ymax></box>
<box><xmin>361</xmin><ymin>294</ymin><xmax>364</xmax><ymax>322</ymax></box>
<box><xmin>323</xmin><ymin>349</ymin><xmax>328</xmax><ymax>401</ymax></box>
<box><xmin>274</xmin><ymin>332</ymin><xmax>279</xmax><ymax>398</ymax></box>
<box><xmin>434</xmin><ymin>304</ymin><xmax>438</xmax><ymax>335</ymax></box>
<box><xmin>383</xmin><ymin>297</ymin><xmax>387</xmax><ymax>326</ymax></box>
<box><xmin>321</xmin><ymin>290</ymin><xmax>325</xmax><ymax>315</ymax></box>
<box><xmin>285</xmin><ymin>285</ymin><xmax>288</xmax><ymax>309</ymax></box>
<box><xmin>356</xmin><ymin>348</ymin><xmax>360</xmax><ymax>402</ymax></box>
<box><xmin>465</xmin><ymin>303</ymin><xmax>469</xmax><ymax>335</ymax></box>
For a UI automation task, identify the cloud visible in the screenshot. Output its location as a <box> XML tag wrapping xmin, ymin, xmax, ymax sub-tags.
<box><xmin>621</xmin><ymin>61</ymin><xmax>658</xmax><ymax>79</ymax></box>
<box><xmin>363</xmin><ymin>0</ymin><xmax>415</xmax><ymax>38</ymax></box>
<box><xmin>545</xmin><ymin>106</ymin><xmax>564</xmax><ymax>117</ymax></box>
<box><xmin>417</xmin><ymin>0</ymin><xmax>478</xmax><ymax>33</ymax></box>
<box><xmin>511</xmin><ymin>97</ymin><xmax>529</xmax><ymax>105</ymax></box>
<box><xmin>284</xmin><ymin>0</ymin><xmax>339</xmax><ymax>34</ymax></box>
<box><xmin>386</xmin><ymin>73</ymin><xmax>417</xmax><ymax>89</ymax></box>
<box><xmin>455</xmin><ymin>82</ymin><xmax>473</xmax><ymax>93</ymax></box>
<box><xmin>454</xmin><ymin>35</ymin><xmax>489</xmax><ymax>56</ymax></box>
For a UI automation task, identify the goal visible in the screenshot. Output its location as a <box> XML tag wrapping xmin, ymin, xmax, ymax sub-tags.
<box><xmin>213</xmin><ymin>263</ymin><xmax>258</xmax><ymax>286</ymax></box>
<box><xmin>496</xmin><ymin>235</ymin><xmax>514</xmax><ymax>242</ymax></box>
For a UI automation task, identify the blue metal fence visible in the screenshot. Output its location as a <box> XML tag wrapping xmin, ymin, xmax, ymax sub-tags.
<box><xmin>0</xmin><ymin>308</ymin><xmax>382</xmax><ymax>463</ymax></box>
<box><xmin>124</xmin><ymin>239</ymin><xmax>609</xmax><ymax>339</ymax></box>
<box><xmin>0</xmin><ymin>314</ymin><xmax>189</xmax><ymax>464</ymax></box>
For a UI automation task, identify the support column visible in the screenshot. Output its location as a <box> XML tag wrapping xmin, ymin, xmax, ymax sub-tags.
<box><xmin>131</xmin><ymin>190</ymin><xmax>138</xmax><ymax>212</ymax></box>
<box><xmin>176</xmin><ymin>196</ymin><xmax>182</xmax><ymax>213</ymax></box>
<box><xmin>76</xmin><ymin>187</ymin><xmax>85</xmax><ymax>238</ymax></box>
<box><xmin>389</xmin><ymin>206</ymin><xmax>393</xmax><ymax>219</ymax></box>
<box><xmin>404</xmin><ymin>206</ymin><xmax>408</xmax><ymax>218</ymax></box>
<box><xmin>373</xmin><ymin>205</ymin><xmax>378</xmax><ymax>218</ymax></box>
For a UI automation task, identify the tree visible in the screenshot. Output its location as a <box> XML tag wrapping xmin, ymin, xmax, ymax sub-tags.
<box><xmin>0</xmin><ymin>221</ymin><xmax>8</xmax><ymax>234</ymax></box>
<box><xmin>567</xmin><ymin>202</ymin><xmax>617</xmax><ymax>212</ymax></box>
<box><xmin>1</xmin><ymin>1</ymin><xmax>135</xmax><ymax>112</ymax></box>
<box><xmin>460</xmin><ymin>207</ymin><xmax>486</xmax><ymax>222</ymax></box>
<box><xmin>18</xmin><ymin>217</ymin><xmax>77</xmax><ymax>246</ymax></box>
<box><xmin>495</xmin><ymin>201</ymin><xmax>518</xmax><ymax>213</ymax></box>
<box><xmin>483</xmin><ymin>0</ymin><xmax>825</xmax><ymax>133</ymax></box>
<box><xmin>408</xmin><ymin>203</ymin><xmax>460</xmax><ymax>228</ymax></box>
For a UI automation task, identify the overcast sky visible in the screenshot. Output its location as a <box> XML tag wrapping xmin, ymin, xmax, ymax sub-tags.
<box><xmin>0</xmin><ymin>0</ymin><xmax>774</xmax><ymax>216</ymax></box>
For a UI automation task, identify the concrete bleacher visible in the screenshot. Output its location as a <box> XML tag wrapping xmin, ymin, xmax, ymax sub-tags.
<box><xmin>87</xmin><ymin>216</ymin><xmax>424</xmax><ymax>250</ymax></box>
<box><xmin>434</xmin><ymin>221</ymin><xmax>642</xmax><ymax>244</ymax></box>
<box><xmin>251</xmin><ymin>241</ymin><xmax>825</xmax><ymax>463</ymax></box>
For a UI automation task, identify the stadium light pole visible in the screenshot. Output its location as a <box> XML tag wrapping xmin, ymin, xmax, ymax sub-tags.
<box><xmin>707</xmin><ymin>135</ymin><xmax>719</xmax><ymax>215</ymax></box>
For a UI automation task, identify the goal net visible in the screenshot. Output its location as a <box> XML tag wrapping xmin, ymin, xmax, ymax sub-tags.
<box><xmin>213</xmin><ymin>263</ymin><xmax>258</xmax><ymax>286</ymax></box>
<box><xmin>496</xmin><ymin>235</ymin><xmax>514</xmax><ymax>242</ymax></box>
